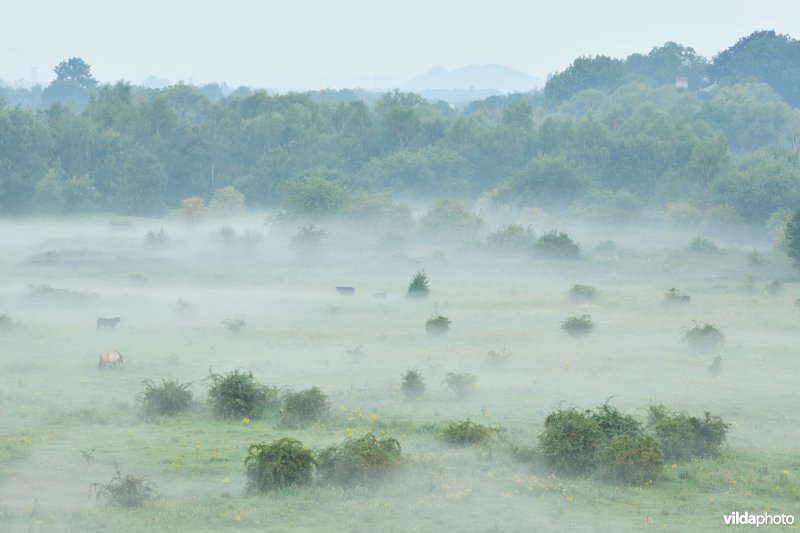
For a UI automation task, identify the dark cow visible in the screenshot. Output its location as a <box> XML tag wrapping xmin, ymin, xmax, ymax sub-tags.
<box><xmin>98</xmin><ymin>350</ymin><xmax>123</xmax><ymax>370</ymax></box>
<box><xmin>96</xmin><ymin>317</ymin><xmax>121</xmax><ymax>330</ymax></box>
<box><xmin>336</xmin><ymin>287</ymin><xmax>355</xmax><ymax>296</ymax></box>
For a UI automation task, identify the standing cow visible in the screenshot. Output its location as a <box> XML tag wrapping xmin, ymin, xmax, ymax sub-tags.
<box><xmin>96</xmin><ymin>317</ymin><xmax>121</xmax><ymax>330</ymax></box>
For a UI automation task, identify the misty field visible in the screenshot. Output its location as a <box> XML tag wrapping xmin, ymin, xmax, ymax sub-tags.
<box><xmin>1</xmin><ymin>215</ymin><xmax>798</xmax><ymax>532</ymax></box>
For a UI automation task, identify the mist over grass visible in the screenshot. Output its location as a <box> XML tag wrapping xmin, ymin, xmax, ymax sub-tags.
<box><xmin>0</xmin><ymin>210</ymin><xmax>798</xmax><ymax>531</ymax></box>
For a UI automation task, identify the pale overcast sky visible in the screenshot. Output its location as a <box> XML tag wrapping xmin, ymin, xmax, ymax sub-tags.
<box><xmin>1</xmin><ymin>0</ymin><xmax>798</xmax><ymax>89</ymax></box>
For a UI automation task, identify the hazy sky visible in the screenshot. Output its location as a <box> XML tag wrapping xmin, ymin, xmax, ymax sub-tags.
<box><xmin>2</xmin><ymin>0</ymin><xmax>799</xmax><ymax>90</ymax></box>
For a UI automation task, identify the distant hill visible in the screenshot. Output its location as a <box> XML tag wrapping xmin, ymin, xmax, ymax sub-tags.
<box><xmin>403</xmin><ymin>64</ymin><xmax>542</xmax><ymax>95</ymax></box>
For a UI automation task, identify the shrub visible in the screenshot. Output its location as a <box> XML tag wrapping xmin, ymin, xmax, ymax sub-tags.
<box><xmin>418</xmin><ymin>199</ymin><xmax>483</xmax><ymax>242</ymax></box>
<box><xmin>145</xmin><ymin>227</ymin><xmax>169</xmax><ymax>246</ymax></box>
<box><xmin>765</xmin><ymin>279</ymin><xmax>782</xmax><ymax>295</ymax></box>
<box><xmin>647</xmin><ymin>405</ymin><xmax>729</xmax><ymax>461</ymax></box>
<box><xmin>291</xmin><ymin>224</ymin><xmax>326</xmax><ymax>254</ymax></box>
<box><xmin>535</xmin><ymin>230</ymin><xmax>581</xmax><ymax>259</ymax></box>
<box><xmin>663</xmin><ymin>201</ymin><xmax>702</xmax><ymax>227</ymax></box>
<box><xmin>664</xmin><ymin>288</ymin><xmax>690</xmax><ymax>304</ymax></box>
<box><xmin>590</xmin><ymin>403</ymin><xmax>643</xmax><ymax>440</ymax></box>
<box><xmin>485</xmin><ymin>347</ymin><xmax>511</xmax><ymax>368</ymax></box>
<box><xmin>178</xmin><ymin>196</ymin><xmax>207</xmax><ymax>223</ymax></box>
<box><xmin>401</xmin><ymin>369</ymin><xmax>426</xmax><ymax>400</ymax></box>
<box><xmin>538</xmin><ymin>408</ymin><xmax>602</xmax><ymax>476</ymax></box>
<box><xmin>442</xmin><ymin>373</ymin><xmax>476</xmax><ymax>400</ymax></box>
<box><xmin>425</xmin><ymin>314</ymin><xmax>451</xmax><ymax>335</ymax></box>
<box><xmin>784</xmin><ymin>208</ymin><xmax>800</xmax><ymax>268</ymax></box>
<box><xmin>279</xmin><ymin>387</ymin><xmax>330</xmax><ymax>428</ymax></box>
<box><xmin>708</xmin><ymin>355</ymin><xmax>722</xmax><ymax>376</ymax></box>
<box><xmin>485</xmin><ymin>224</ymin><xmax>536</xmax><ymax>253</ymax></box>
<box><xmin>569</xmin><ymin>284</ymin><xmax>598</xmax><ymax>303</ymax></box>
<box><xmin>441</xmin><ymin>419</ymin><xmax>494</xmax><ymax>446</ymax></box>
<box><xmin>317</xmin><ymin>433</ymin><xmax>402</xmax><ymax>487</ymax></box>
<box><xmin>561</xmin><ymin>315</ymin><xmax>594</xmax><ymax>337</ymax></box>
<box><xmin>91</xmin><ymin>467</ymin><xmax>156</xmax><ymax>508</ymax></box>
<box><xmin>174</xmin><ymin>298</ymin><xmax>195</xmax><ymax>319</ymax></box>
<box><xmin>0</xmin><ymin>313</ymin><xmax>13</xmax><ymax>332</ymax></box>
<box><xmin>598</xmin><ymin>434</ymin><xmax>664</xmax><ymax>485</ymax></box>
<box><xmin>138</xmin><ymin>379</ymin><xmax>192</xmax><ymax>416</ymax></box>
<box><xmin>688</xmin><ymin>236</ymin><xmax>718</xmax><ymax>254</ymax></box>
<box><xmin>244</xmin><ymin>438</ymin><xmax>317</xmax><ymax>493</ymax></box>
<box><xmin>748</xmin><ymin>250</ymin><xmax>766</xmax><ymax>265</ymax></box>
<box><xmin>223</xmin><ymin>318</ymin><xmax>247</xmax><ymax>334</ymax></box>
<box><xmin>209</xmin><ymin>186</ymin><xmax>245</xmax><ymax>214</ymax></box>
<box><xmin>217</xmin><ymin>225</ymin><xmax>236</xmax><ymax>245</ymax></box>
<box><xmin>206</xmin><ymin>370</ymin><xmax>279</xmax><ymax>419</ymax></box>
<box><xmin>407</xmin><ymin>271</ymin><xmax>430</xmax><ymax>298</ymax></box>
<box><xmin>682</xmin><ymin>321</ymin><xmax>725</xmax><ymax>353</ymax></box>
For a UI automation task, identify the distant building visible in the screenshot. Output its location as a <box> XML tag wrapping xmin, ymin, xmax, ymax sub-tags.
<box><xmin>675</xmin><ymin>77</ymin><xmax>689</xmax><ymax>89</ymax></box>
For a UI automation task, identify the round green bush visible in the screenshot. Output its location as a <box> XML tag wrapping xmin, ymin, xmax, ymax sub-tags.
<box><xmin>538</xmin><ymin>408</ymin><xmax>603</xmax><ymax>476</ymax></box>
<box><xmin>682</xmin><ymin>322</ymin><xmax>725</xmax><ymax>353</ymax></box>
<box><xmin>425</xmin><ymin>314</ymin><xmax>451</xmax><ymax>335</ymax></box>
<box><xmin>206</xmin><ymin>369</ymin><xmax>279</xmax><ymax>419</ymax></box>
<box><xmin>561</xmin><ymin>315</ymin><xmax>594</xmax><ymax>337</ymax></box>
<box><xmin>278</xmin><ymin>386</ymin><xmax>330</xmax><ymax>428</ymax></box>
<box><xmin>318</xmin><ymin>433</ymin><xmax>402</xmax><ymax>487</ymax></box>
<box><xmin>244</xmin><ymin>438</ymin><xmax>317</xmax><ymax>493</ymax></box>
<box><xmin>647</xmin><ymin>405</ymin><xmax>729</xmax><ymax>461</ymax></box>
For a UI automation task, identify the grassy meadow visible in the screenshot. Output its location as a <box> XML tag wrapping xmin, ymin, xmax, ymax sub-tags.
<box><xmin>0</xmin><ymin>215</ymin><xmax>798</xmax><ymax>532</ymax></box>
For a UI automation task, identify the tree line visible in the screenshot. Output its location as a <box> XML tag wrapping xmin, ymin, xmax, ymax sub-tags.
<box><xmin>0</xmin><ymin>30</ymin><xmax>798</xmax><ymax>227</ymax></box>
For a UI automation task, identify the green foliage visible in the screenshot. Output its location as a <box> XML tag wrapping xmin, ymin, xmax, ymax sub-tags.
<box><xmin>223</xmin><ymin>318</ymin><xmax>246</xmax><ymax>334</ymax></box>
<box><xmin>688</xmin><ymin>236</ymin><xmax>718</xmax><ymax>254</ymax></box>
<box><xmin>442</xmin><ymin>373</ymin><xmax>476</xmax><ymax>400</ymax></box>
<box><xmin>317</xmin><ymin>433</ymin><xmax>402</xmax><ymax>487</ymax></box>
<box><xmin>598</xmin><ymin>434</ymin><xmax>664</xmax><ymax>485</ymax></box>
<box><xmin>440</xmin><ymin>419</ymin><xmax>494</xmax><ymax>446</ymax></box>
<box><xmin>63</xmin><ymin>175</ymin><xmax>100</xmax><ymax>213</ymax></box>
<box><xmin>282</xmin><ymin>175</ymin><xmax>347</xmax><ymax>217</ymax></box>
<box><xmin>290</xmin><ymin>225</ymin><xmax>326</xmax><ymax>254</ymax></box>
<box><xmin>209</xmin><ymin>186</ymin><xmax>245</xmax><ymax>214</ymax></box>
<box><xmin>145</xmin><ymin>227</ymin><xmax>169</xmax><ymax>246</ymax></box>
<box><xmin>485</xmin><ymin>347</ymin><xmax>511</xmax><ymax>368</ymax></box>
<box><xmin>244</xmin><ymin>438</ymin><xmax>317</xmax><ymax>493</ymax></box>
<box><xmin>569</xmin><ymin>284</ymin><xmax>598</xmax><ymax>303</ymax></box>
<box><xmin>535</xmin><ymin>231</ymin><xmax>581</xmax><ymax>260</ymax></box>
<box><xmin>784</xmin><ymin>209</ymin><xmax>800</xmax><ymax>268</ymax></box>
<box><xmin>138</xmin><ymin>379</ymin><xmax>193</xmax><ymax>416</ymax></box>
<box><xmin>178</xmin><ymin>196</ymin><xmax>207</xmax><ymax>223</ymax></box>
<box><xmin>539</xmin><ymin>408</ymin><xmax>603</xmax><ymax>476</ymax></box>
<box><xmin>561</xmin><ymin>315</ymin><xmax>594</xmax><ymax>337</ymax></box>
<box><xmin>496</xmin><ymin>155</ymin><xmax>586</xmax><ymax>208</ymax></box>
<box><xmin>32</xmin><ymin>168</ymin><xmax>65</xmax><ymax>214</ymax></box>
<box><xmin>591</xmin><ymin>403</ymin><xmax>643</xmax><ymax>440</ymax></box>
<box><xmin>278</xmin><ymin>387</ymin><xmax>330</xmax><ymax>428</ymax></box>
<box><xmin>682</xmin><ymin>321</ymin><xmax>725</xmax><ymax>353</ymax></box>
<box><xmin>425</xmin><ymin>314</ymin><xmax>451</xmax><ymax>336</ymax></box>
<box><xmin>418</xmin><ymin>199</ymin><xmax>483</xmax><ymax>241</ymax></box>
<box><xmin>91</xmin><ymin>467</ymin><xmax>156</xmax><ymax>508</ymax></box>
<box><xmin>206</xmin><ymin>370</ymin><xmax>279</xmax><ymax>419</ymax></box>
<box><xmin>485</xmin><ymin>225</ymin><xmax>536</xmax><ymax>253</ymax></box>
<box><xmin>407</xmin><ymin>271</ymin><xmax>430</xmax><ymax>298</ymax></box>
<box><xmin>401</xmin><ymin>369</ymin><xmax>426</xmax><ymax>400</ymax></box>
<box><xmin>647</xmin><ymin>405</ymin><xmax>729</xmax><ymax>461</ymax></box>
<box><xmin>0</xmin><ymin>313</ymin><xmax>14</xmax><ymax>332</ymax></box>
<box><xmin>663</xmin><ymin>201</ymin><xmax>702</xmax><ymax>227</ymax></box>
<box><xmin>567</xmin><ymin>189</ymin><xmax>642</xmax><ymax>224</ymax></box>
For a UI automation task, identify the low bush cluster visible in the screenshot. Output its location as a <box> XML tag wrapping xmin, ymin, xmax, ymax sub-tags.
<box><xmin>561</xmin><ymin>315</ymin><xmax>594</xmax><ymax>337</ymax></box>
<box><xmin>425</xmin><ymin>314</ymin><xmax>451</xmax><ymax>335</ymax></box>
<box><xmin>440</xmin><ymin>419</ymin><xmax>494</xmax><ymax>446</ymax></box>
<box><xmin>442</xmin><ymin>373</ymin><xmax>476</xmax><ymax>400</ymax></box>
<box><xmin>538</xmin><ymin>403</ymin><xmax>728</xmax><ymax>486</ymax></box>
<box><xmin>569</xmin><ymin>284</ymin><xmax>598</xmax><ymax>303</ymax></box>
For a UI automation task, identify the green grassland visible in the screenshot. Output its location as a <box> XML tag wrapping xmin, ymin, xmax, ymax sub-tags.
<box><xmin>0</xmin><ymin>216</ymin><xmax>798</xmax><ymax>531</ymax></box>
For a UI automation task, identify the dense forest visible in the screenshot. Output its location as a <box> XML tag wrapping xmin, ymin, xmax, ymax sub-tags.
<box><xmin>1</xmin><ymin>30</ymin><xmax>799</xmax><ymax>230</ymax></box>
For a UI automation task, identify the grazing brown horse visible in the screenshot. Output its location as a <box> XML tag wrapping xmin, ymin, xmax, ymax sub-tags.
<box><xmin>98</xmin><ymin>351</ymin><xmax>123</xmax><ymax>370</ymax></box>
